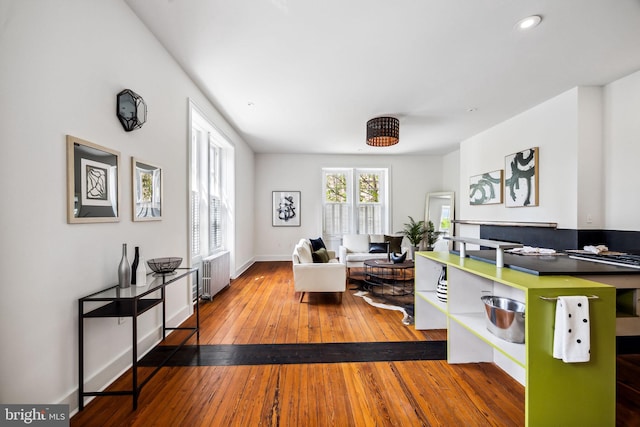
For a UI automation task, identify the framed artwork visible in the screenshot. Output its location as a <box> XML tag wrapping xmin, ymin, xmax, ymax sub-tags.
<box><xmin>132</xmin><ymin>158</ymin><xmax>162</xmax><ymax>221</ymax></box>
<box><xmin>469</xmin><ymin>170</ymin><xmax>503</xmax><ymax>205</ymax></box>
<box><xmin>505</xmin><ymin>147</ymin><xmax>539</xmax><ymax>207</ymax></box>
<box><xmin>66</xmin><ymin>135</ymin><xmax>120</xmax><ymax>223</ymax></box>
<box><xmin>272</xmin><ymin>191</ymin><xmax>300</xmax><ymax>226</ymax></box>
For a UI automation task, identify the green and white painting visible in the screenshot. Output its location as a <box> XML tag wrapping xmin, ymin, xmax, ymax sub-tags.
<box><xmin>505</xmin><ymin>147</ymin><xmax>538</xmax><ymax>207</ymax></box>
<box><xmin>469</xmin><ymin>170</ymin><xmax>503</xmax><ymax>205</ymax></box>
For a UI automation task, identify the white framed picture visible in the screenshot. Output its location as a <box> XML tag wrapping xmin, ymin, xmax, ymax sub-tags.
<box><xmin>132</xmin><ymin>158</ymin><xmax>162</xmax><ymax>221</ymax></box>
<box><xmin>66</xmin><ymin>135</ymin><xmax>120</xmax><ymax>223</ymax></box>
<box><xmin>272</xmin><ymin>191</ymin><xmax>300</xmax><ymax>226</ymax></box>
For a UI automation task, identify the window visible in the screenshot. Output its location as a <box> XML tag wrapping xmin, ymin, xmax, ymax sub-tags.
<box><xmin>189</xmin><ymin>105</ymin><xmax>233</xmax><ymax>261</ymax></box>
<box><xmin>323</xmin><ymin>169</ymin><xmax>351</xmax><ymax>236</ymax></box>
<box><xmin>322</xmin><ymin>168</ymin><xmax>388</xmax><ymax>237</ymax></box>
<box><xmin>357</xmin><ymin>171</ymin><xmax>384</xmax><ymax>234</ymax></box>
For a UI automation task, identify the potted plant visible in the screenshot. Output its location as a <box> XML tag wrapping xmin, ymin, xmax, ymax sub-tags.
<box><xmin>399</xmin><ymin>216</ymin><xmax>442</xmax><ymax>258</ymax></box>
<box><xmin>399</xmin><ymin>216</ymin><xmax>427</xmax><ymax>247</ymax></box>
<box><xmin>424</xmin><ymin>219</ymin><xmax>442</xmax><ymax>250</ymax></box>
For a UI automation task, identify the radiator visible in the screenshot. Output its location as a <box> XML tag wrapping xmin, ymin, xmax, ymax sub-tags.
<box><xmin>200</xmin><ymin>251</ymin><xmax>230</xmax><ymax>300</ymax></box>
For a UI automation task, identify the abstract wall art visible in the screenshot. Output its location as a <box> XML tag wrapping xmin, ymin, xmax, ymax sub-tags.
<box><xmin>505</xmin><ymin>147</ymin><xmax>539</xmax><ymax>207</ymax></box>
<box><xmin>66</xmin><ymin>135</ymin><xmax>120</xmax><ymax>223</ymax></box>
<box><xmin>272</xmin><ymin>191</ymin><xmax>300</xmax><ymax>226</ymax></box>
<box><xmin>469</xmin><ymin>170</ymin><xmax>503</xmax><ymax>205</ymax></box>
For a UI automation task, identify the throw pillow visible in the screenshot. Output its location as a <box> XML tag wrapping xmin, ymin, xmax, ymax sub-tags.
<box><xmin>369</xmin><ymin>242</ymin><xmax>389</xmax><ymax>253</ymax></box>
<box><xmin>312</xmin><ymin>247</ymin><xmax>330</xmax><ymax>263</ymax></box>
<box><xmin>384</xmin><ymin>235</ymin><xmax>403</xmax><ymax>254</ymax></box>
<box><xmin>309</xmin><ymin>237</ymin><xmax>326</xmax><ymax>252</ymax></box>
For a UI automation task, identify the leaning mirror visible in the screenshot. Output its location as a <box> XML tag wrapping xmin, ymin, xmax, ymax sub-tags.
<box><xmin>425</xmin><ymin>191</ymin><xmax>455</xmax><ymax>249</ymax></box>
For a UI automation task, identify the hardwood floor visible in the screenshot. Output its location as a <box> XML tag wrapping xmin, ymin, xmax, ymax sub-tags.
<box><xmin>71</xmin><ymin>261</ymin><xmax>640</xmax><ymax>426</ymax></box>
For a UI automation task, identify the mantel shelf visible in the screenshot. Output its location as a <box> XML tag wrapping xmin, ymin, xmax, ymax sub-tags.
<box><xmin>453</xmin><ymin>219</ymin><xmax>558</xmax><ymax>228</ymax></box>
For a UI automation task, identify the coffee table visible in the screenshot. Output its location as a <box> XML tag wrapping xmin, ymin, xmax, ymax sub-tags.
<box><xmin>363</xmin><ymin>259</ymin><xmax>415</xmax><ymax>296</ymax></box>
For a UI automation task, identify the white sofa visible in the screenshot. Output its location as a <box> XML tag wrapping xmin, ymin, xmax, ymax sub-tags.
<box><xmin>292</xmin><ymin>238</ymin><xmax>346</xmax><ymax>303</ymax></box>
<box><xmin>338</xmin><ymin>234</ymin><xmax>409</xmax><ymax>277</ymax></box>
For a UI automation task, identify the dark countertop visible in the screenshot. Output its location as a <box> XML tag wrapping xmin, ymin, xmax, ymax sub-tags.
<box><xmin>461</xmin><ymin>250</ymin><xmax>640</xmax><ymax>276</ymax></box>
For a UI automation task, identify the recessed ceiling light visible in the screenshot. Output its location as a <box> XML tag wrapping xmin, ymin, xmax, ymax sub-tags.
<box><xmin>516</xmin><ymin>15</ymin><xmax>542</xmax><ymax>31</ymax></box>
<box><xmin>466</xmin><ymin>107</ymin><xmax>478</xmax><ymax>113</ymax></box>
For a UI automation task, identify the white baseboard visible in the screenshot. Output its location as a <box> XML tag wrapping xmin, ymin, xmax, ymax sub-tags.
<box><xmin>232</xmin><ymin>256</ymin><xmax>290</xmax><ymax>278</ymax></box>
<box><xmin>64</xmin><ymin>305</ymin><xmax>191</xmax><ymax>416</ymax></box>
<box><xmin>254</xmin><ymin>255</ymin><xmax>291</xmax><ymax>262</ymax></box>
<box><xmin>233</xmin><ymin>257</ymin><xmax>255</xmax><ymax>278</ymax></box>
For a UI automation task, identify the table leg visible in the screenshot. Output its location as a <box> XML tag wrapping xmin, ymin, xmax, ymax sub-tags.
<box><xmin>78</xmin><ymin>301</ymin><xmax>84</xmax><ymax>411</ymax></box>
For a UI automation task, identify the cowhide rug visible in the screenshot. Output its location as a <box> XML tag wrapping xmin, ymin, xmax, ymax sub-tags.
<box><xmin>349</xmin><ymin>279</ymin><xmax>415</xmax><ymax>326</ymax></box>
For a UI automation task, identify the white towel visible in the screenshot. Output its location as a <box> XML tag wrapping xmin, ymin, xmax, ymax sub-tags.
<box><xmin>584</xmin><ymin>245</ymin><xmax>608</xmax><ymax>254</ymax></box>
<box><xmin>509</xmin><ymin>246</ymin><xmax>556</xmax><ymax>255</ymax></box>
<box><xmin>553</xmin><ymin>296</ymin><xmax>590</xmax><ymax>363</ymax></box>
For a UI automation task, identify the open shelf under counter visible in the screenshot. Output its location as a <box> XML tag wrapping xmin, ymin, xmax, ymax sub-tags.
<box><xmin>416</xmin><ymin>290</ymin><xmax>447</xmax><ymax>314</ymax></box>
<box><xmin>415</xmin><ymin>290</ymin><xmax>448</xmax><ymax>330</ymax></box>
<box><xmin>450</xmin><ymin>312</ymin><xmax>526</xmax><ymax>367</ymax></box>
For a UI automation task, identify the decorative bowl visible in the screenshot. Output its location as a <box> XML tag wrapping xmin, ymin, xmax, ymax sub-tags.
<box><xmin>147</xmin><ymin>257</ymin><xmax>183</xmax><ymax>275</ymax></box>
<box><xmin>390</xmin><ymin>251</ymin><xmax>407</xmax><ymax>264</ymax></box>
<box><xmin>481</xmin><ymin>295</ymin><xmax>525</xmax><ymax>343</ymax></box>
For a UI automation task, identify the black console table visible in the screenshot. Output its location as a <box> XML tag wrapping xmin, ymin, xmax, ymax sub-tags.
<box><xmin>78</xmin><ymin>267</ymin><xmax>199</xmax><ymax>411</ymax></box>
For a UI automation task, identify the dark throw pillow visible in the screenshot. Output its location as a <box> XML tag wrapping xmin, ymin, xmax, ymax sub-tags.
<box><xmin>384</xmin><ymin>235</ymin><xmax>403</xmax><ymax>254</ymax></box>
<box><xmin>309</xmin><ymin>237</ymin><xmax>326</xmax><ymax>252</ymax></box>
<box><xmin>312</xmin><ymin>247</ymin><xmax>330</xmax><ymax>263</ymax></box>
<box><xmin>369</xmin><ymin>242</ymin><xmax>389</xmax><ymax>253</ymax></box>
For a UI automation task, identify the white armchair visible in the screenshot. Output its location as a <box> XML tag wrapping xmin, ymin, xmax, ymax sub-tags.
<box><xmin>292</xmin><ymin>239</ymin><xmax>346</xmax><ymax>303</ymax></box>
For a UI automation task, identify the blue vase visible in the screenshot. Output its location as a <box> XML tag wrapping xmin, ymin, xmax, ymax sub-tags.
<box><xmin>391</xmin><ymin>251</ymin><xmax>407</xmax><ymax>263</ymax></box>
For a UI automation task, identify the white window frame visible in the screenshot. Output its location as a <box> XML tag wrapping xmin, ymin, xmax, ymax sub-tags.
<box><xmin>189</xmin><ymin>103</ymin><xmax>234</xmax><ymax>266</ymax></box>
<box><xmin>356</xmin><ymin>168</ymin><xmax>388</xmax><ymax>235</ymax></box>
<box><xmin>322</xmin><ymin>168</ymin><xmax>353</xmax><ymax>237</ymax></box>
<box><xmin>322</xmin><ymin>167</ymin><xmax>389</xmax><ymax>238</ymax></box>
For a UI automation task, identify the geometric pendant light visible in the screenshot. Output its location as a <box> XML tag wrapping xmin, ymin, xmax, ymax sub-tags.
<box><xmin>366</xmin><ymin>116</ymin><xmax>399</xmax><ymax>147</ymax></box>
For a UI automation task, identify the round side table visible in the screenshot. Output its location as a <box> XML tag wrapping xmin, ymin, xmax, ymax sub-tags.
<box><xmin>363</xmin><ymin>259</ymin><xmax>415</xmax><ymax>296</ymax></box>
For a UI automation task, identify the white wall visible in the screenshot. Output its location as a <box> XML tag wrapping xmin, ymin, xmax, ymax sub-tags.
<box><xmin>231</xmin><ymin>140</ymin><xmax>256</xmax><ymax>276</ymax></box>
<box><xmin>254</xmin><ymin>154</ymin><xmax>444</xmax><ymax>259</ymax></box>
<box><xmin>458</xmin><ymin>75</ymin><xmax>640</xmax><ymax>237</ymax></box>
<box><xmin>0</xmin><ymin>0</ymin><xmax>254</xmax><ymax>409</ymax></box>
<box><xmin>603</xmin><ymin>70</ymin><xmax>640</xmax><ymax>231</ymax></box>
<box><xmin>459</xmin><ymin>88</ymin><xmax>587</xmax><ymax>229</ymax></box>
<box><xmin>576</xmin><ymin>87</ymin><xmax>604</xmax><ymax>229</ymax></box>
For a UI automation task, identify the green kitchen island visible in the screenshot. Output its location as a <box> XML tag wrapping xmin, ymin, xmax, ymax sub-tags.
<box><xmin>415</xmin><ymin>251</ymin><xmax>616</xmax><ymax>427</ymax></box>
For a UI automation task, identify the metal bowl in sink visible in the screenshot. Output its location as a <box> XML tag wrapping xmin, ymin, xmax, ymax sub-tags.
<box><xmin>481</xmin><ymin>295</ymin><xmax>525</xmax><ymax>343</ymax></box>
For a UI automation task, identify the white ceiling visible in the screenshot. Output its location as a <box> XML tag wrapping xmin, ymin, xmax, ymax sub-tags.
<box><xmin>125</xmin><ymin>0</ymin><xmax>640</xmax><ymax>156</ymax></box>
